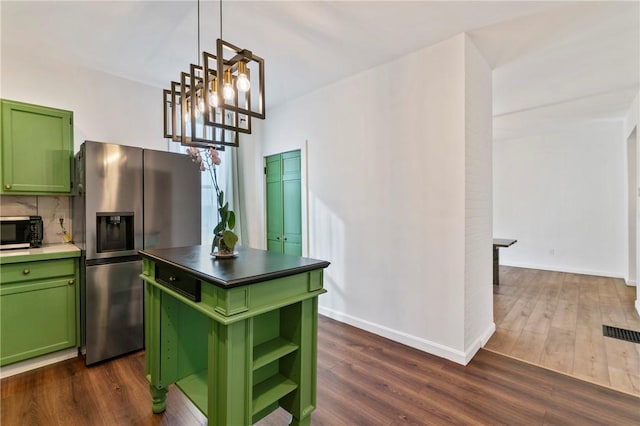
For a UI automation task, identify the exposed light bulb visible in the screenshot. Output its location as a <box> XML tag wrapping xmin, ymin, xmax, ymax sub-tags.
<box><xmin>236</xmin><ymin>62</ymin><xmax>250</xmax><ymax>92</ymax></box>
<box><xmin>236</xmin><ymin>74</ymin><xmax>250</xmax><ymax>92</ymax></box>
<box><xmin>208</xmin><ymin>78</ymin><xmax>219</xmax><ymax>108</ymax></box>
<box><xmin>223</xmin><ymin>69</ymin><xmax>235</xmax><ymax>101</ymax></box>
<box><xmin>184</xmin><ymin>106</ymin><xmax>190</xmax><ymax>122</ymax></box>
<box><xmin>223</xmin><ymin>84</ymin><xmax>235</xmax><ymax>101</ymax></box>
<box><xmin>198</xmin><ymin>98</ymin><xmax>205</xmax><ymax>114</ymax></box>
<box><xmin>208</xmin><ymin>91</ymin><xmax>219</xmax><ymax>107</ymax></box>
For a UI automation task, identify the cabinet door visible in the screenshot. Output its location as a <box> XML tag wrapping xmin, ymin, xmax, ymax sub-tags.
<box><xmin>1</xmin><ymin>99</ymin><xmax>73</xmax><ymax>194</ymax></box>
<box><xmin>265</xmin><ymin>151</ymin><xmax>302</xmax><ymax>255</ymax></box>
<box><xmin>0</xmin><ymin>277</ymin><xmax>76</xmax><ymax>366</ymax></box>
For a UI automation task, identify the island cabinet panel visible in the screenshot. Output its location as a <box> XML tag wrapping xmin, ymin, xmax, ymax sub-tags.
<box><xmin>140</xmin><ymin>246</ymin><xmax>329</xmax><ymax>426</ymax></box>
<box><xmin>0</xmin><ymin>258</ymin><xmax>78</xmax><ymax>366</ymax></box>
<box><xmin>1</xmin><ymin>99</ymin><xmax>74</xmax><ymax>195</ymax></box>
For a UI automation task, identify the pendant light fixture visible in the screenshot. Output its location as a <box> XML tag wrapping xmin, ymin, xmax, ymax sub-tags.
<box><xmin>163</xmin><ymin>0</ymin><xmax>265</xmax><ymax>148</ymax></box>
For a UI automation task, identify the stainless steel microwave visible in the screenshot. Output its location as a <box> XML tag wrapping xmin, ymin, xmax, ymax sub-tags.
<box><xmin>0</xmin><ymin>216</ymin><xmax>43</xmax><ymax>249</ymax></box>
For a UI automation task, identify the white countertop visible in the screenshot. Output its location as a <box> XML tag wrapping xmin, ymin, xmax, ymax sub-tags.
<box><xmin>0</xmin><ymin>243</ymin><xmax>81</xmax><ymax>263</ymax></box>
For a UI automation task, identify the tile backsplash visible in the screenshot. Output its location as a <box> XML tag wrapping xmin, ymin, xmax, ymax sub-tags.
<box><xmin>0</xmin><ymin>195</ymin><xmax>72</xmax><ymax>245</ymax></box>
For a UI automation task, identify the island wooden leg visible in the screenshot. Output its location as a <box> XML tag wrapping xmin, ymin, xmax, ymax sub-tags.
<box><xmin>145</xmin><ymin>282</ymin><xmax>169</xmax><ymax>414</ymax></box>
<box><xmin>281</xmin><ymin>298</ymin><xmax>318</xmax><ymax>426</ymax></box>
<box><xmin>150</xmin><ymin>385</ymin><xmax>168</xmax><ymax>413</ymax></box>
<box><xmin>208</xmin><ymin>319</ymin><xmax>251</xmax><ymax>425</ymax></box>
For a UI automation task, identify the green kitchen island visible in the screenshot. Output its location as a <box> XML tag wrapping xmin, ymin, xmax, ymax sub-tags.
<box><xmin>139</xmin><ymin>245</ymin><xmax>330</xmax><ymax>426</ymax></box>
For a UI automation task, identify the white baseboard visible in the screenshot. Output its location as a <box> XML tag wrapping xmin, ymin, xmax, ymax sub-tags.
<box><xmin>625</xmin><ymin>279</ymin><xmax>637</xmax><ymax>287</ymax></box>
<box><xmin>636</xmin><ymin>298</ymin><xmax>640</xmax><ymax>317</ymax></box>
<box><xmin>0</xmin><ymin>348</ymin><xmax>78</xmax><ymax>379</ymax></box>
<box><xmin>319</xmin><ymin>307</ymin><xmax>494</xmax><ymax>366</ymax></box>
<box><xmin>500</xmin><ymin>261</ymin><xmax>624</xmax><ymax>279</ymax></box>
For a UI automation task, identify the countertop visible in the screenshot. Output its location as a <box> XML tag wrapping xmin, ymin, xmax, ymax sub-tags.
<box><xmin>0</xmin><ymin>243</ymin><xmax>81</xmax><ymax>264</ymax></box>
<box><xmin>139</xmin><ymin>245</ymin><xmax>330</xmax><ymax>289</ymax></box>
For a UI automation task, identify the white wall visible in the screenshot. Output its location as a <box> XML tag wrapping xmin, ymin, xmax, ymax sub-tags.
<box><xmin>624</xmin><ymin>92</ymin><xmax>640</xmax><ymax>315</ymax></box>
<box><xmin>464</xmin><ymin>37</ymin><xmax>494</xmax><ymax>351</ymax></box>
<box><xmin>240</xmin><ymin>34</ymin><xmax>493</xmax><ymax>364</ymax></box>
<box><xmin>1</xmin><ymin>49</ymin><xmax>167</xmax><ymax>153</ymax></box>
<box><xmin>494</xmin><ymin>120</ymin><xmax>626</xmax><ymax>277</ymax></box>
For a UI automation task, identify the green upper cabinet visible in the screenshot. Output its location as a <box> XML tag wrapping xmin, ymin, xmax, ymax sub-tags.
<box><xmin>1</xmin><ymin>99</ymin><xmax>74</xmax><ymax>195</ymax></box>
<box><xmin>265</xmin><ymin>150</ymin><xmax>302</xmax><ymax>255</ymax></box>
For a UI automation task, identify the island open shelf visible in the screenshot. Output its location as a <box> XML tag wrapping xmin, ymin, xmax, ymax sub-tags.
<box><xmin>139</xmin><ymin>245</ymin><xmax>329</xmax><ymax>426</ymax></box>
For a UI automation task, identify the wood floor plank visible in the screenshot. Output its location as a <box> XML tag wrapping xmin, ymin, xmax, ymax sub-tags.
<box><xmin>550</xmin><ymin>299</ymin><xmax>579</xmax><ymax>331</ymax></box>
<box><xmin>522</xmin><ymin>280</ymin><xmax>559</xmax><ymax>335</ymax></box>
<box><xmin>509</xmin><ymin>330</ymin><xmax>546</xmax><ymax>364</ymax></box>
<box><xmin>540</xmin><ymin>326</ymin><xmax>575</xmax><ymax>373</ymax></box>
<box><xmin>483</xmin><ymin>326</ymin><xmax>519</xmax><ymax>354</ymax></box>
<box><xmin>572</xmin><ymin>324</ymin><xmax>610</xmax><ymax>384</ymax></box>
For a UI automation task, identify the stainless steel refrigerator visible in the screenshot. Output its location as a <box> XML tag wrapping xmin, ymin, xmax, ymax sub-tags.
<box><xmin>72</xmin><ymin>141</ymin><xmax>201</xmax><ymax>365</ymax></box>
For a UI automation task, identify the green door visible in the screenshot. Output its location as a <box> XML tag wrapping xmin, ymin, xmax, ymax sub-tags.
<box><xmin>265</xmin><ymin>151</ymin><xmax>301</xmax><ymax>255</ymax></box>
<box><xmin>1</xmin><ymin>99</ymin><xmax>73</xmax><ymax>194</ymax></box>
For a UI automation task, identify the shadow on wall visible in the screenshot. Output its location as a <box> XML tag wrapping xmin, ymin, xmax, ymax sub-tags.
<box><xmin>309</xmin><ymin>192</ymin><xmax>345</xmax><ymax>310</ymax></box>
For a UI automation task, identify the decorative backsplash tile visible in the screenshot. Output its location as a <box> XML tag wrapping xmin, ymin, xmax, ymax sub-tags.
<box><xmin>0</xmin><ymin>195</ymin><xmax>72</xmax><ymax>244</ymax></box>
<box><xmin>0</xmin><ymin>196</ymin><xmax>37</xmax><ymax>215</ymax></box>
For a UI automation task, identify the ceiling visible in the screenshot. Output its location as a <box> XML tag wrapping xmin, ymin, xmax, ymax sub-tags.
<box><xmin>1</xmin><ymin>1</ymin><xmax>638</xmax><ymax>139</ymax></box>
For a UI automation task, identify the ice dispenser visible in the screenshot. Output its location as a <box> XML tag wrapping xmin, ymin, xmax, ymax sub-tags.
<box><xmin>96</xmin><ymin>212</ymin><xmax>134</xmax><ymax>252</ymax></box>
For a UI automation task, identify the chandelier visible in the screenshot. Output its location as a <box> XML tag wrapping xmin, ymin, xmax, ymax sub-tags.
<box><xmin>163</xmin><ymin>0</ymin><xmax>265</xmax><ymax>148</ymax></box>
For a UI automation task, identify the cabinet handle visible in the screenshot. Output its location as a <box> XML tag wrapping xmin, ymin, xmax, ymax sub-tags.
<box><xmin>4</xmin><ymin>183</ymin><xmax>12</xmax><ymax>190</ymax></box>
<box><xmin>22</xmin><ymin>268</ymin><xmax>30</xmax><ymax>275</ymax></box>
<box><xmin>283</xmin><ymin>237</ymin><xmax>288</xmax><ymax>241</ymax></box>
<box><xmin>68</xmin><ymin>279</ymin><xmax>75</xmax><ymax>285</ymax></box>
<box><xmin>276</xmin><ymin>236</ymin><xmax>281</xmax><ymax>241</ymax></box>
<box><xmin>169</xmin><ymin>276</ymin><xmax>177</xmax><ymax>282</ymax></box>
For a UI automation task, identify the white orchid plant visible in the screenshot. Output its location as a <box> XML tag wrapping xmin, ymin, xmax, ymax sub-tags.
<box><xmin>187</xmin><ymin>147</ymin><xmax>238</xmax><ymax>253</ymax></box>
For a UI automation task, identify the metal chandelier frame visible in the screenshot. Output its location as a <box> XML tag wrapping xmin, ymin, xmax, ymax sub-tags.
<box><xmin>163</xmin><ymin>0</ymin><xmax>265</xmax><ymax>149</ymax></box>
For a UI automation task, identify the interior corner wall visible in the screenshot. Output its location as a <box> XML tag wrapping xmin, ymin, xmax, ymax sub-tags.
<box><xmin>463</xmin><ymin>35</ymin><xmax>494</xmax><ymax>359</ymax></box>
<box><xmin>0</xmin><ymin>47</ymin><xmax>166</xmax><ymax>153</ymax></box>
<box><xmin>242</xmin><ymin>33</ymin><xmax>494</xmax><ymax>364</ymax></box>
<box><xmin>625</xmin><ymin>92</ymin><xmax>640</xmax><ymax>314</ymax></box>
<box><xmin>494</xmin><ymin>120</ymin><xmax>626</xmax><ymax>277</ymax></box>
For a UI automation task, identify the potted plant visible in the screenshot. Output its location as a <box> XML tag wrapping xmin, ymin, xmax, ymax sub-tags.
<box><xmin>187</xmin><ymin>147</ymin><xmax>238</xmax><ymax>256</ymax></box>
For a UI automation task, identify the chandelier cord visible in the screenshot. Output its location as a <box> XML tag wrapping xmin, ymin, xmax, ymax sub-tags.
<box><xmin>197</xmin><ymin>0</ymin><xmax>201</xmax><ymax>65</ymax></box>
<box><xmin>219</xmin><ymin>0</ymin><xmax>223</xmax><ymax>40</ymax></box>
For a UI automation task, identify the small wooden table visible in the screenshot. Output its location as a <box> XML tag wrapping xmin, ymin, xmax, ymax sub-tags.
<box><xmin>493</xmin><ymin>239</ymin><xmax>517</xmax><ymax>286</ymax></box>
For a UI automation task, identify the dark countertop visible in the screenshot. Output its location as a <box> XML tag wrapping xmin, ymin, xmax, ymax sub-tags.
<box><xmin>139</xmin><ymin>245</ymin><xmax>330</xmax><ymax>289</ymax></box>
<box><xmin>493</xmin><ymin>238</ymin><xmax>517</xmax><ymax>248</ymax></box>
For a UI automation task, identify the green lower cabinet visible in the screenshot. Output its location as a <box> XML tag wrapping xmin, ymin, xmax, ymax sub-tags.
<box><xmin>1</xmin><ymin>99</ymin><xmax>74</xmax><ymax>194</ymax></box>
<box><xmin>0</xmin><ymin>258</ymin><xmax>77</xmax><ymax>366</ymax></box>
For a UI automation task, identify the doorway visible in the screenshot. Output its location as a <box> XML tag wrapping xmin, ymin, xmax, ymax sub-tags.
<box><xmin>265</xmin><ymin>150</ymin><xmax>302</xmax><ymax>255</ymax></box>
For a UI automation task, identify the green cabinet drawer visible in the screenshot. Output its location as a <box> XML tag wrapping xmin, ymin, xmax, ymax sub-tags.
<box><xmin>0</xmin><ymin>277</ymin><xmax>76</xmax><ymax>365</ymax></box>
<box><xmin>0</xmin><ymin>258</ymin><xmax>75</xmax><ymax>284</ymax></box>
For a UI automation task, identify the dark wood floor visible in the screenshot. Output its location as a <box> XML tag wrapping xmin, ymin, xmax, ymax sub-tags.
<box><xmin>2</xmin><ymin>315</ymin><xmax>639</xmax><ymax>425</ymax></box>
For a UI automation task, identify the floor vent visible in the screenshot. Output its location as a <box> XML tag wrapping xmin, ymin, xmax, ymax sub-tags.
<box><xmin>602</xmin><ymin>325</ymin><xmax>640</xmax><ymax>344</ymax></box>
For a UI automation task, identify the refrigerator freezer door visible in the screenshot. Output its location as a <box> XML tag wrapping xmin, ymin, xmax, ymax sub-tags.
<box><xmin>143</xmin><ymin>150</ymin><xmax>201</xmax><ymax>249</ymax></box>
<box><xmin>84</xmin><ymin>141</ymin><xmax>143</xmax><ymax>260</ymax></box>
<box><xmin>84</xmin><ymin>260</ymin><xmax>143</xmax><ymax>365</ymax></box>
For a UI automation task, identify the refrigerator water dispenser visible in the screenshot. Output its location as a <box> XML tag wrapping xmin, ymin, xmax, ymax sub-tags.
<box><xmin>96</xmin><ymin>212</ymin><xmax>134</xmax><ymax>252</ymax></box>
